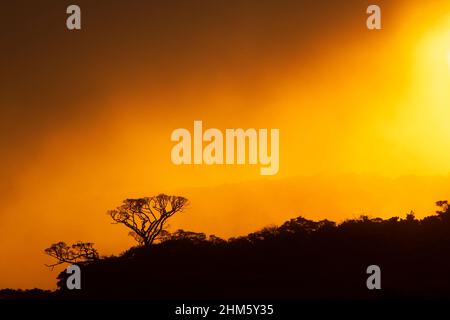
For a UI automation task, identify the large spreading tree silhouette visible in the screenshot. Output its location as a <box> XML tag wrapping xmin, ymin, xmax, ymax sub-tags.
<box><xmin>108</xmin><ymin>194</ymin><xmax>188</xmax><ymax>246</ymax></box>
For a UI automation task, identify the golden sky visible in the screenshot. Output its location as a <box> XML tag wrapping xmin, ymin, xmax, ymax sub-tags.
<box><xmin>1</xmin><ymin>0</ymin><xmax>450</xmax><ymax>289</ymax></box>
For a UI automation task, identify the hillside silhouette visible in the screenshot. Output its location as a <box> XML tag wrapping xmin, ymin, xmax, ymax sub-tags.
<box><xmin>2</xmin><ymin>200</ymin><xmax>450</xmax><ymax>300</ymax></box>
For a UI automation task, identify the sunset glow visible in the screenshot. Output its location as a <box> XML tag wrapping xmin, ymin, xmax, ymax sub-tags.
<box><xmin>1</xmin><ymin>0</ymin><xmax>450</xmax><ymax>290</ymax></box>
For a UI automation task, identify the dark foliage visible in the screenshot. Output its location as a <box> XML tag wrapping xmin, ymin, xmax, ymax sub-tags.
<box><xmin>3</xmin><ymin>201</ymin><xmax>450</xmax><ymax>300</ymax></box>
<box><xmin>0</xmin><ymin>289</ymin><xmax>52</xmax><ymax>299</ymax></box>
<box><xmin>47</xmin><ymin>201</ymin><xmax>450</xmax><ymax>300</ymax></box>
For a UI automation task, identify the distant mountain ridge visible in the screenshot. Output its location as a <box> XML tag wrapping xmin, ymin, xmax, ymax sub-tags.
<box><xmin>173</xmin><ymin>174</ymin><xmax>450</xmax><ymax>237</ymax></box>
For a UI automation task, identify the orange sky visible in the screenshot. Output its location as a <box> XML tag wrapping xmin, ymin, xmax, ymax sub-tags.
<box><xmin>1</xmin><ymin>0</ymin><xmax>450</xmax><ymax>289</ymax></box>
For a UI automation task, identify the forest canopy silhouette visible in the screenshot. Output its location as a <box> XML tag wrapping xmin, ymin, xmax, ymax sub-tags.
<box><xmin>2</xmin><ymin>197</ymin><xmax>450</xmax><ymax>300</ymax></box>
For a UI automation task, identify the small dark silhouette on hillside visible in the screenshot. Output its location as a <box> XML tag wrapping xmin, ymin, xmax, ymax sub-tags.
<box><xmin>3</xmin><ymin>198</ymin><xmax>450</xmax><ymax>300</ymax></box>
<box><xmin>44</xmin><ymin>242</ymin><xmax>99</xmax><ymax>269</ymax></box>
